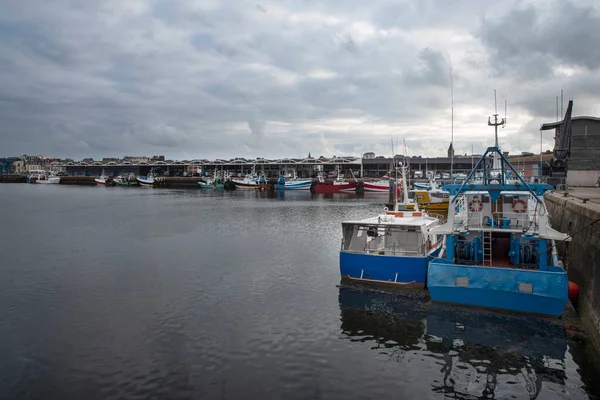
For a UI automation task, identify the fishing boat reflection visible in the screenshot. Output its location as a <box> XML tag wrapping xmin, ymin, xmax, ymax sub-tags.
<box><xmin>338</xmin><ymin>285</ymin><xmax>428</xmax><ymax>354</ymax></box>
<box><xmin>338</xmin><ymin>285</ymin><xmax>581</xmax><ymax>399</ymax></box>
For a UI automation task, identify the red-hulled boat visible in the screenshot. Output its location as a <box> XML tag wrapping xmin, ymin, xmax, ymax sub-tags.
<box><xmin>313</xmin><ymin>180</ymin><xmax>358</xmax><ymax>193</ymax></box>
<box><xmin>362</xmin><ymin>180</ymin><xmax>390</xmax><ymax>192</ymax></box>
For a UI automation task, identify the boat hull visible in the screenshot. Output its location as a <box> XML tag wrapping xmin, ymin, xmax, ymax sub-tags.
<box><xmin>339</xmin><ymin>246</ymin><xmax>441</xmax><ymax>288</ymax></box>
<box><xmin>232</xmin><ymin>181</ymin><xmax>258</xmax><ymax>189</ymax></box>
<box><xmin>199</xmin><ymin>182</ymin><xmax>224</xmax><ymax>190</ymax></box>
<box><xmin>314</xmin><ymin>182</ymin><xmax>358</xmax><ymax>193</ymax></box>
<box><xmin>427</xmin><ymin>260</ymin><xmax>568</xmax><ymax>317</ymax></box>
<box><xmin>36</xmin><ymin>177</ymin><xmax>60</xmax><ymax>184</ymax></box>
<box><xmin>274</xmin><ymin>180</ymin><xmax>313</xmax><ymax>190</ymax></box>
<box><xmin>363</xmin><ymin>182</ymin><xmax>390</xmax><ymax>192</ymax></box>
<box><xmin>114</xmin><ymin>180</ymin><xmax>139</xmax><ymax>187</ymax></box>
<box><xmin>413</xmin><ymin>183</ymin><xmax>430</xmax><ymax>189</ymax></box>
<box><xmin>94</xmin><ymin>178</ymin><xmax>108</xmax><ymax>185</ymax></box>
<box><xmin>137</xmin><ymin>178</ymin><xmax>155</xmax><ymax>186</ymax></box>
<box><xmin>418</xmin><ymin>203</ymin><xmax>449</xmax><ymax>213</ymax></box>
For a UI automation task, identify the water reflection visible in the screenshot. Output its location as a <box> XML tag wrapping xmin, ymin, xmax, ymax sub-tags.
<box><xmin>338</xmin><ymin>285</ymin><xmax>590</xmax><ymax>399</ymax></box>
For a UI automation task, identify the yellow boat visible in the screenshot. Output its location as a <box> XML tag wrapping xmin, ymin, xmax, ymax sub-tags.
<box><xmin>411</xmin><ymin>188</ymin><xmax>449</xmax><ymax>213</ymax></box>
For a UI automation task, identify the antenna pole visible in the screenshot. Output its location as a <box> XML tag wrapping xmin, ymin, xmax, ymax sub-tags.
<box><xmin>494</xmin><ymin>90</ymin><xmax>498</xmax><ymax>114</ymax></box>
<box><xmin>449</xmin><ymin>59</ymin><xmax>454</xmax><ymax>181</ymax></box>
<box><xmin>540</xmin><ymin>128</ymin><xmax>543</xmax><ymax>182</ymax></box>
<box><xmin>487</xmin><ymin>90</ymin><xmax>506</xmax><ymax>180</ymax></box>
<box><xmin>487</xmin><ymin>90</ymin><xmax>506</xmax><ymax>148</ymax></box>
<box><xmin>471</xmin><ymin>145</ymin><xmax>474</xmax><ymax>169</ymax></box>
<box><xmin>404</xmin><ymin>139</ymin><xmax>410</xmax><ymax>181</ymax></box>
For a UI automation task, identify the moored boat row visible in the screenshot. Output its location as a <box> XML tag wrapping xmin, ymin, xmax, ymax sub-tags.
<box><xmin>339</xmin><ymin>116</ymin><xmax>575</xmax><ymax>318</ymax></box>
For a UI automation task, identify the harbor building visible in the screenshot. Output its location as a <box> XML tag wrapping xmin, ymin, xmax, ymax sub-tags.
<box><xmin>46</xmin><ymin>152</ymin><xmax>548</xmax><ymax>181</ymax></box>
<box><xmin>542</xmin><ymin>116</ymin><xmax>600</xmax><ymax>186</ymax></box>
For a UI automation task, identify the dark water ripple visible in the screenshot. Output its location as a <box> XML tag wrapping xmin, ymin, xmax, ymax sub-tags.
<box><xmin>0</xmin><ymin>185</ymin><xmax>599</xmax><ymax>399</ymax></box>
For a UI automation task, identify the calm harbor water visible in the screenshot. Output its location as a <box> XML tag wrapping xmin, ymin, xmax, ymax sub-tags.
<box><xmin>1</xmin><ymin>184</ymin><xmax>599</xmax><ymax>399</ymax></box>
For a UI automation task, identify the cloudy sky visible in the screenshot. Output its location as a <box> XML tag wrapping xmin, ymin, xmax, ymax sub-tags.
<box><xmin>1</xmin><ymin>0</ymin><xmax>599</xmax><ymax>160</ymax></box>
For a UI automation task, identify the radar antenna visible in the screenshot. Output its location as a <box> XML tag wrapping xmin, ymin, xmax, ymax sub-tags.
<box><xmin>487</xmin><ymin>90</ymin><xmax>506</xmax><ymax>147</ymax></box>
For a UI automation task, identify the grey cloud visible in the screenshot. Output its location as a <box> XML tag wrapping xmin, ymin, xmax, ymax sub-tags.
<box><xmin>479</xmin><ymin>1</ymin><xmax>600</xmax><ymax>78</ymax></box>
<box><xmin>404</xmin><ymin>48</ymin><xmax>450</xmax><ymax>87</ymax></box>
<box><xmin>0</xmin><ymin>0</ymin><xmax>599</xmax><ymax>160</ymax></box>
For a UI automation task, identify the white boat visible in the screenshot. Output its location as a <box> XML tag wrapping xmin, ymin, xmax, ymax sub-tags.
<box><xmin>232</xmin><ymin>174</ymin><xmax>259</xmax><ymax>189</ymax></box>
<box><xmin>95</xmin><ymin>169</ymin><xmax>110</xmax><ymax>185</ymax></box>
<box><xmin>137</xmin><ymin>169</ymin><xmax>156</xmax><ymax>186</ymax></box>
<box><xmin>339</xmin><ymin>166</ymin><xmax>443</xmax><ymax>287</ymax></box>
<box><xmin>28</xmin><ymin>170</ymin><xmax>60</xmax><ymax>184</ymax></box>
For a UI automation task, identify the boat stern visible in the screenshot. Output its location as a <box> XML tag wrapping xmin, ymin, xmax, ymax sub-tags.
<box><xmin>339</xmin><ymin>251</ymin><xmax>428</xmax><ymax>288</ymax></box>
<box><xmin>427</xmin><ymin>259</ymin><xmax>569</xmax><ymax>317</ymax></box>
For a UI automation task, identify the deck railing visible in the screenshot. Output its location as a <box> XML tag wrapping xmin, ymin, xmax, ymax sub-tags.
<box><xmin>460</xmin><ymin>211</ymin><xmax>531</xmax><ymax>231</ymax></box>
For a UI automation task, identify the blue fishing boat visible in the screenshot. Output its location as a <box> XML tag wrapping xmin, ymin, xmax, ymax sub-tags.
<box><xmin>274</xmin><ymin>169</ymin><xmax>313</xmax><ymax>190</ymax></box>
<box><xmin>339</xmin><ymin>167</ymin><xmax>444</xmax><ymax>287</ymax></box>
<box><xmin>427</xmin><ymin>113</ymin><xmax>571</xmax><ymax>317</ymax></box>
<box><xmin>274</xmin><ymin>176</ymin><xmax>313</xmax><ymax>190</ymax></box>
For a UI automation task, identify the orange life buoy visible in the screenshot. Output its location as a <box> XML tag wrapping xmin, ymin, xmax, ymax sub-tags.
<box><xmin>512</xmin><ymin>198</ymin><xmax>527</xmax><ymax>213</ymax></box>
<box><xmin>468</xmin><ymin>198</ymin><xmax>483</xmax><ymax>212</ymax></box>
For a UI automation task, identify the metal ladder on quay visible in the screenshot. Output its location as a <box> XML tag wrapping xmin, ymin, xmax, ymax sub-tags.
<box><xmin>482</xmin><ymin>229</ymin><xmax>492</xmax><ymax>266</ymax></box>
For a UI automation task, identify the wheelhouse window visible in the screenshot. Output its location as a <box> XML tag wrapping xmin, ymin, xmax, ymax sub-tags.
<box><xmin>342</xmin><ymin>224</ymin><xmax>423</xmax><ymax>254</ymax></box>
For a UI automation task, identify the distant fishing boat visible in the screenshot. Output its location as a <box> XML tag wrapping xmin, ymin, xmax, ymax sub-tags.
<box><xmin>410</xmin><ymin>179</ymin><xmax>450</xmax><ymax>213</ymax></box>
<box><xmin>137</xmin><ymin>169</ymin><xmax>156</xmax><ymax>186</ymax></box>
<box><xmin>314</xmin><ymin>170</ymin><xmax>358</xmax><ymax>193</ymax></box>
<box><xmin>362</xmin><ymin>180</ymin><xmax>391</xmax><ymax>193</ymax></box>
<box><xmin>339</xmin><ymin>166</ymin><xmax>443</xmax><ymax>287</ymax></box>
<box><xmin>274</xmin><ymin>170</ymin><xmax>313</xmax><ymax>190</ymax></box>
<box><xmin>274</xmin><ymin>177</ymin><xmax>313</xmax><ymax>190</ymax></box>
<box><xmin>231</xmin><ymin>175</ymin><xmax>259</xmax><ymax>189</ymax></box>
<box><xmin>426</xmin><ymin>112</ymin><xmax>572</xmax><ymax>317</ymax></box>
<box><xmin>413</xmin><ymin>181</ymin><xmax>431</xmax><ymax>190</ymax></box>
<box><xmin>314</xmin><ymin>179</ymin><xmax>358</xmax><ymax>193</ymax></box>
<box><xmin>94</xmin><ymin>169</ymin><xmax>110</xmax><ymax>185</ymax></box>
<box><xmin>28</xmin><ymin>170</ymin><xmax>60</xmax><ymax>184</ymax></box>
<box><xmin>199</xmin><ymin>177</ymin><xmax>224</xmax><ymax>190</ymax></box>
<box><xmin>114</xmin><ymin>174</ymin><xmax>139</xmax><ymax>186</ymax></box>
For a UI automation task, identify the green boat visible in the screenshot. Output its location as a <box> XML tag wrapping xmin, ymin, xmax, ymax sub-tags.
<box><xmin>114</xmin><ymin>175</ymin><xmax>140</xmax><ymax>187</ymax></box>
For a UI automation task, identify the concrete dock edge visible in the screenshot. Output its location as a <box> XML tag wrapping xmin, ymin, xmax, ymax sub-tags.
<box><xmin>545</xmin><ymin>190</ymin><xmax>600</xmax><ymax>350</ymax></box>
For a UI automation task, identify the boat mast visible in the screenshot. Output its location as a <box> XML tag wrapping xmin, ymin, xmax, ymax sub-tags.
<box><xmin>449</xmin><ymin>58</ymin><xmax>454</xmax><ymax>180</ymax></box>
<box><xmin>391</xmin><ymin>138</ymin><xmax>397</xmax><ymax>203</ymax></box>
<box><xmin>402</xmin><ymin>141</ymin><xmax>410</xmax><ymax>205</ymax></box>
<box><xmin>487</xmin><ymin>90</ymin><xmax>506</xmax><ymax>178</ymax></box>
